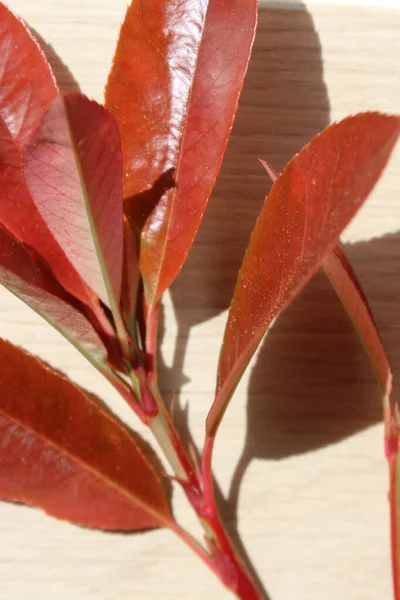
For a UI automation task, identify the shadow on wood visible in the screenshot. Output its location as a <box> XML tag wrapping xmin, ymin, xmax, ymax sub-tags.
<box><xmin>215</xmin><ymin>232</ymin><xmax>399</xmax><ymax>594</ymax></box>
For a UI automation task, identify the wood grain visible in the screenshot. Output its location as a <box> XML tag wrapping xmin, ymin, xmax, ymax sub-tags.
<box><xmin>1</xmin><ymin>1</ymin><xmax>399</xmax><ymax>599</ymax></box>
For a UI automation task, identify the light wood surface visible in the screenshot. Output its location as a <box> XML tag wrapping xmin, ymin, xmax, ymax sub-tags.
<box><xmin>1</xmin><ymin>1</ymin><xmax>400</xmax><ymax>599</ymax></box>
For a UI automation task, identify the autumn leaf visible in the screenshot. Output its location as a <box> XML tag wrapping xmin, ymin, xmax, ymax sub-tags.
<box><xmin>323</xmin><ymin>245</ymin><xmax>391</xmax><ymax>397</ymax></box>
<box><xmin>0</xmin><ymin>2</ymin><xmax>58</xmax><ymax>150</ymax></box>
<box><xmin>105</xmin><ymin>0</ymin><xmax>258</xmax><ymax>317</ymax></box>
<box><xmin>206</xmin><ymin>112</ymin><xmax>400</xmax><ymax>438</ymax></box>
<box><xmin>323</xmin><ymin>244</ymin><xmax>399</xmax><ymax>596</ymax></box>
<box><xmin>0</xmin><ymin>338</ymin><xmax>171</xmax><ymax>530</ymax></box>
<box><xmin>0</xmin><ymin>17</ymin><xmax>116</xmax><ymax>318</ymax></box>
<box><xmin>0</xmin><ymin>113</ymin><xmax>98</xmax><ymax>308</ymax></box>
<box><xmin>0</xmin><ymin>224</ymin><xmax>108</xmax><ymax>367</ymax></box>
<box><xmin>24</xmin><ymin>93</ymin><xmax>124</xmax><ymax>315</ymax></box>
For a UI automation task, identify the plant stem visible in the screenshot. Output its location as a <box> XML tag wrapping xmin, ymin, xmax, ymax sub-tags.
<box><xmin>143</xmin><ymin>380</ymin><xmax>265</xmax><ymax>599</ymax></box>
<box><xmin>389</xmin><ymin>457</ymin><xmax>399</xmax><ymax>600</ymax></box>
<box><xmin>145</xmin><ymin>302</ymin><xmax>160</xmax><ymax>380</ymax></box>
<box><xmin>169</xmin><ymin>521</ymin><xmax>228</xmax><ymax>583</ymax></box>
<box><xmin>201</xmin><ymin>437</ymin><xmax>265</xmax><ymax>599</ymax></box>
<box><xmin>149</xmin><ymin>410</ymin><xmax>188</xmax><ymax>482</ymax></box>
<box><xmin>111</xmin><ymin>307</ymin><xmax>264</xmax><ymax>597</ymax></box>
<box><xmin>385</xmin><ymin>401</ymin><xmax>400</xmax><ymax>600</ymax></box>
<box><xmin>148</xmin><ymin>380</ymin><xmax>200</xmax><ymax>487</ymax></box>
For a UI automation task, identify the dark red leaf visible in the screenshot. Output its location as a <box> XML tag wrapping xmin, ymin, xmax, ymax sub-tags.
<box><xmin>24</xmin><ymin>93</ymin><xmax>124</xmax><ymax>312</ymax></box>
<box><xmin>0</xmin><ymin>338</ymin><xmax>171</xmax><ymax>530</ymax></box>
<box><xmin>0</xmin><ymin>117</ymin><xmax>95</xmax><ymax>309</ymax></box>
<box><xmin>323</xmin><ymin>244</ymin><xmax>399</xmax><ymax>594</ymax></box>
<box><xmin>0</xmin><ymin>225</ymin><xmax>107</xmax><ymax>366</ymax></box>
<box><xmin>0</xmin><ymin>3</ymin><xmax>58</xmax><ymax>150</ymax></box>
<box><xmin>206</xmin><ymin>112</ymin><xmax>400</xmax><ymax>437</ymax></box>
<box><xmin>323</xmin><ymin>245</ymin><xmax>391</xmax><ymax>394</ymax></box>
<box><xmin>105</xmin><ymin>0</ymin><xmax>257</xmax><ymax>309</ymax></box>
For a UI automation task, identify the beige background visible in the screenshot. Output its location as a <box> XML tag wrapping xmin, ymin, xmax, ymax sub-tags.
<box><xmin>1</xmin><ymin>1</ymin><xmax>400</xmax><ymax>599</ymax></box>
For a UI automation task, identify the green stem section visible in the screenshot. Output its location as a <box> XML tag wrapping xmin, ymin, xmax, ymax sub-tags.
<box><xmin>149</xmin><ymin>411</ymin><xmax>188</xmax><ymax>482</ymax></box>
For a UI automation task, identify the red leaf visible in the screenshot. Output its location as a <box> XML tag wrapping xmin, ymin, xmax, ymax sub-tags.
<box><xmin>0</xmin><ymin>339</ymin><xmax>171</xmax><ymax>530</ymax></box>
<box><xmin>206</xmin><ymin>112</ymin><xmax>400</xmax><ymax>437</ymax></box>
<box><xmin>0</xmin><ymin>117</ymin><xmax>94</xmax><ymax>309</ymax></box>
<box><xmin>24</xmin><ymin>93</ymin><xmax>124</xmax><ymax>311</ymax></box>
<box><xmin>323</xmin><ymin>245</ymin><xmax>390</xmax><ymax>395</ymax></box>
<box><xmin>0</xmin><ymin>225</ymin><xmax>107</xmax><ymax>366</ymax></box>
<box><xmin>105</xmin><ymin>0</ymin><xmax>257</xmax><ymax>308</ymax></box>
<box><xmin>323</xmin><ymin>244</ymin><xmax>399</xmax><ymax>596</ymax></box>
<box><xmin>0</xmin><ymin>3</ymin><xmax>58</xmax><ymax>150</ymax></box>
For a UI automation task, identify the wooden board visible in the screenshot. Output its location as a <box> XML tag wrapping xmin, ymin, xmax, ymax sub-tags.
<box><xmin>1</xmin><ymin>1</ymin><xmax>400</xmax><ymax>598</ymax></box>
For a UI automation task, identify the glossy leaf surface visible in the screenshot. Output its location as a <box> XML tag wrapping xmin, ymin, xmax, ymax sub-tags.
<box><xmin>0</xmin><ymin>3</ymin><xmax>58</xmax><ymax>150</ymax></box>
<box><xmin>207</xmin><ymin>112</ymin><xmax>400</xmax><ymax>437</ymax></box>
<box><xmin>0</xmin><ymin>339</ymin><xmax>171</xmax><ymax>530</ymax></box>
<box><xmin>24</xmin><ymin>93</ymin><xmax>124</xmax><ymax>309</ymax></box>
<box><xmin>323</xmin><ymin>244</ymin><xmax>399</xmax><ymax>595</ymax></box>
<box><xmin>0</xmin><ymin>225</ymin><xmax>107</xmax><ymax>365</ymax></box>
<box><xmin>105</xmin><ymin>0</ymin><xmax>257</xmax><ymax>307</ymax></box>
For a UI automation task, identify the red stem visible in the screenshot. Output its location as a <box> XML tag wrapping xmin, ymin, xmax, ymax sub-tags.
<box><xmin>389</xmin><ymin>457</ymin><xmax>399</xmax><ymax>600</ymax></box>
<box><xmin>385</xmin><ymin>403</ymin><xmax>400</xmax><ymax>600</ymax></box>
<box><xmin>112</xmin><ymin>305</ymin><xmax>264</xmax><ymax>597</ymax></box>
<box><xmin>145</xmin><ymin>302</ymin><xmax>160</xmax><ymax>381</ymax></box>
<box><xmin>105</xmin><ymin>369</ymin><xmax>150</xmax><ymax>424</ymax></box>
<box><xmin>200</xmin><ymin>437</ymin><xmax>264</xmax><ymax>599</ymax></box>
<box><xmin>147</xmin><ymin>382</ymin><xmax>264</xmax><ymax>598</ymax></box>
<box><xmin>169</xmin><ymin>521</ymin><xmax>229</xmax><ymax>584</ymax></box>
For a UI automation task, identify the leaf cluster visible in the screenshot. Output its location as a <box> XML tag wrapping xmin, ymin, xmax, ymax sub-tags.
<box><xmin>0</xmin><ymin>2</ymin><xmax>399</xmax><ymax>597</ymax></box>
